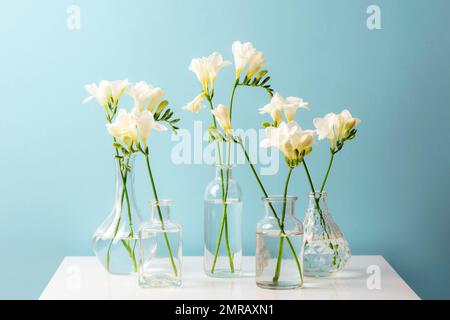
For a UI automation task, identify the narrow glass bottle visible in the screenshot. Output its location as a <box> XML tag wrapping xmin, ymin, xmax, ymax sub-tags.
<box><xmin>138</xmin><ymin>199</ymin><xmax>182</xmax><ymax>288</ymax></box>
<box><xmin>256</xmin><ymin>196</ymin><xmax>304</xmax><ymax>289</ymax></box>
<box><xmin>204</xmin><ymin>164</ymin><xmax>243</xmax><ymax>277</ymax></box>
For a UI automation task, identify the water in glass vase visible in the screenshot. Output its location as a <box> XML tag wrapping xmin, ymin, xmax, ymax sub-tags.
<box><xmin>204</xmin><ymin>198</ymin><xmax>242</xmax><ymax>277</ymax></box>
<box><xmin>256</xmin><ymin>231</ymin><xmax>304</xmax><ymax>289</ymax></box>
<box><xmin>92</xmin><ymin>155</ymin><xmax>142</xmax><ymax>275</ymax></box>
<box><xmin>303</xmin><ymin>192</ymin><xmax>351</xmax><ymax>276</ymax></box>
<box><xmin>138</xmin><ymin>200</ymin><xmax>182</xmax><ymax>288</ymax></box>
<box><xmin>139</xmin><ymin>229</ymin><xmax>181</xmax><ymax>287</ymax></box>
<box><xmin>93</xmin><ymin>232</ymin><xmax>139</xmax><ymax>274</ymax></box>
<box><xmin>204</xmin><ymin>163</ymin><xmax>243</xmax><ymax>278</ymax></box>
<box><xmin>303</xmin><ymin>238</ymin><xmax>350</xmax><ymax>276</ymax></box>
<box><xmin>256</xmin><ymin>196</ymin><xmax>304</xmax><ymax>290</ymax></box>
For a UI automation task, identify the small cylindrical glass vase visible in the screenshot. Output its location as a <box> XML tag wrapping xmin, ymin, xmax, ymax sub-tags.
<box><xmin>138</xmin><ymin>200</ymin><xmax>182</xmax><ymax>288</ymax></box>
<box><xmin>303</xmin><ymin>192</ymin><xmax>351</xmax><ymax>277</ymax></box>
<box><xmin>256</xmin><ymin>196</ymin><xmax>304</xmax><ymax>290</ymax></box>
<box><xmin>204</xmin><ymin>164</ymin><xmax>243</xmax><ymax>277</ymax></box>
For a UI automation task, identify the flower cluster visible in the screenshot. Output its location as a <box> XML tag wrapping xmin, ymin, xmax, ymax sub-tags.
<box><xmin>259</xmin><ymin>94</ymin><xmax>361</xmax><ymax>167</ymax></box>
<box><xmin>260</xmin><ymin>93</ymin><xmax>310</xmax><ymax>125</ymax></box>
<box><xmin>83</xmin><ymin>80</ymin><xmax>179</xmax><ymax>152</ymax></box>
<box><xmin>259</xmin><ymin>92</ymin><xmax>314</xmax><ymax>167</ymax></box>
<box><xmin>314</xmin><ymin>109</ymin><xmax>361</xmax><ymax>153</ymax></box>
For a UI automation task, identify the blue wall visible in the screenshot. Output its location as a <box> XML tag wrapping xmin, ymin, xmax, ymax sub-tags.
<box><xmin>0</xmin><ymin>0</ymin><xmax>449</xmax><ymax>299</ymax></box>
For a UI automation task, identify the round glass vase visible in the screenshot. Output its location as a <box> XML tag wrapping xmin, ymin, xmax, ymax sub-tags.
<box><xmin>203</xmin><ymin>164</ymin><xmax>243</xmax><ymax>278</ymax></box>
<box><xmin>256</xmin><ymin>196</ymin><xmax>304</xmax><ymax>290</ymax></box>
<box><xmin>138</xmin><ymin>200</ymin><xmax>182</xmax><ymax>288</ymax></box>
<box><xmin>303</xmin><ymin>192</ymin><xmax>351</xmax><ymax>277</ymax></box>
<box><xmin>92</xmin><ymin>154</ymin><xmax>143</xmax><ymax>274</ymax></box>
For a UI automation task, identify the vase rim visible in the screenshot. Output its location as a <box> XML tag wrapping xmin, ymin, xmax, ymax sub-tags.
<box><xmin>262</xmin><ymin>195</ymin><xmax>298</xmax><ymax>202</ymax></box>
<box><xmin>149</xmin><ymin>199</ymin><xmax>173</xmax><ymax>206</ymax></box>
<box><xmin>309</xmin><ymin>191</ymin><xmax>327</xmax><ymax>197</ymax></box>
<box><xmin>213</xmin><ymin>163</ymin><xmax>236</xmax><ymax>169</ymax></box>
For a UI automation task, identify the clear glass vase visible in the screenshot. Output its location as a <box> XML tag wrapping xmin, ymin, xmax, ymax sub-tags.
<box><xmin>92</xmin><ymin>154</ymin><xmax>143</xmax><ymax>274</ymax></box>
<box><xmin>204</xmin><ymin>164</ymin><xmax>243</xmax><ymax>277</ymax></box>
<box><xmin>256</xmin><ymin>196</ymin><xmax>304</xmax><ymax>289</ymax></box>
<box><xmin>303</xmin><ymin>192</ymin><xmax>351</xmax><ymax>277</ymax></box>
<box><xmin>138</xmin><ymin>200</ymin><xmax>182</xmax><ymax>288</ymax></box>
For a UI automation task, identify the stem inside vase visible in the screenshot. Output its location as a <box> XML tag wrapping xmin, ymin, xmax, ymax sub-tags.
<box><xmin>106</xmin><ymin>155</ymin><xmax>137</xmax><ymax>273</ymax></box>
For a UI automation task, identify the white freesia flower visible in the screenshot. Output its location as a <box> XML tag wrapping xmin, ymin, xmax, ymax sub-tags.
<box><xmin>189</xmin><ymin>52</ymin><xmax>231</xmax><ymax>92</ymax></box>
<box><xmin>337</xmin><ymin>109</ymin><xmax>361</xmax><ymax>139</ymax></box>
<box><xmin>211</xmin><ymin>104</ymin><xmax>232</xmax><ymax>132</ymax></box>
<box><xmin>259</xmin><ymin>93</ymin><xmax>309</xmax><ymax>123</ymax></box>
<box><xmin>131</xmin><ymin>107</ymin><xmax>167</xmax><ymax>147</ymax></box>
<box><xmin>259</xmin><ymin>98</ymin><xmax>282</xmax><ymax>124</ymax></box>
<box><xmin>147</xmin><ymin>87</ymin><xmax>165</xmax><ymax>112</ymax></box>
<box><xmin>183</xmin><ymin>92</ymin><xmax>206</xmax><ymax>113</ymax></box>
<box><xmin>106</xmin><ymin>109</ymin><xmax>138</xmax><ymax>147</ymax></box>
<box><xmin>313</xmin><ymin>109</ymin><xmax>361</xmax><ymax>145</ymax></box>
<box><xmin>261</xmin><ymin>121</ymin><xmax>315</xmax><ymax>163</ymax></box>
<box><xmin>313</xmin><ymin>112</ymin><xmax>336</xmax><ymax>141</ymax></box>
<box><xmin>127</xmin><ymin>81</ymin><xmax>165</xmax><ymax>113</ymax></box>
<box><xmin>271</xmin><ymin>93</ymin><xmax>309</xmax><ymax>123</ymax></box>
<box><xmin>83</xmin><ymin>80</ymin><xmax>129</xmax><ymax>106</ymax></box>
<box><xmin>83</xmin><ymin>81</ymin><xmax>110</xmax><ymax>106</ymax></box>
<box><xmin>246</xmin><ymin>51</ymin><xmax>265</xmax><ymax>79</ymax></box>
<box><xmin>108</xmin><ymin>80</ymin><xmax>129</xmax><ymax>103</ymax></box>
<box><xmin>232</xmin><ymin>41</ymin><xmax>256</xmax><ymax>78</ymax></box>
<box><xmin>127</xmin><ymin>81</ymin><xmax>153</xmax><ymax>111</ymax></box>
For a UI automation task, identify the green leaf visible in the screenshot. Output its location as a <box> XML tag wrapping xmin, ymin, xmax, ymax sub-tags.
<box><xmin>261</xmin><ymin>121</ymin><xmax>271</xmax><ymax>128</ymax></box>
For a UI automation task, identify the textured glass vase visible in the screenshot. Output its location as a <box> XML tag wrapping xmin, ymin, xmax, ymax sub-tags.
<box><xmin>204</xmin><ymin>164</ymin><xmax>243</xmax><ymax>277</ymax></box>
<box><xmin>303</xmin><ymin>192</ymin><xmax>351</xmax><ymax>276</ymax></box>
<box><xmin>92</xmin><ymin>154</ymin><xmax>143</xmax><ymax>274</ymax></box>
<box><xmin>138</xmin><ymin>200</ymin><xmax>182</xmax><ymax>288</ymax></box>
<box><xmin>256</xmin><ymin>196</ymin><xmax>304</xmax><ymax>289</ymax></box>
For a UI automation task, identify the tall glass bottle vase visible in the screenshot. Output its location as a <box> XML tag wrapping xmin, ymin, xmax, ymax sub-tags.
<box><xmin>303</xmin><ymin>192</ymin><xmax>351</xmax><ymax>276</ymax></box>
<box><xmin>138</xmin><ymin>200</ymin><xmax>182</xmax><ymax>288</ymax></box>
<box><xmin>204</xmin><ymin>164</ymin><xmax>243</xmax><ymax>277</ymax></box>
<box><xmin>92</xmin><ymin>154</ymin><xmax>143</xmax><ymax>274</ymax></box>
<box><xmin>256</xmin><ymin>196</ymin><xmax>304</xmax><ymax>289</ymax></box>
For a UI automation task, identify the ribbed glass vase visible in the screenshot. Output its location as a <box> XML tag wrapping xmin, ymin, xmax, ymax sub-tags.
<box><xmin>303</xmin><ymin>192</ymin><xmax>351</xmax><ymax>277</ymax></box>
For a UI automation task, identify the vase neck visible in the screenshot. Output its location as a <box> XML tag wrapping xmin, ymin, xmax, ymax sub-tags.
<box><xmin>263</xmin><ymin>196</ymin><xmax>297</xmax><ymax>218</ymax></box>
<box><xmin>307</xmin><ymin>191</ymin><xmax>329</xmax><ymax>215</ymax></box>
<box><xmin>151</xmin><ymin>200</ymin><xmax>172</xmax><ymax>223</ymax></box>
<box><xmin>114</xmin><ymin>155</ymin><xmax>136</xmax><ymax>197</ymax></box>
<box><xmin>215</xmin><ymin>164</ymin><xmax>234</xmax><ymax>180</ymax></box>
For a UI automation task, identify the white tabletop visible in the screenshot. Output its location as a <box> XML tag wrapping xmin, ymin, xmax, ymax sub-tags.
<box><xmin>39</xmin><ymin>256</ymin><xmax>419</xmax><ymax>300</ymax></box>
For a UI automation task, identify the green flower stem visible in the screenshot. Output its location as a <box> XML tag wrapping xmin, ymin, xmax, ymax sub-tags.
<box><xmin>145</xmin><ymin>153</ymin><xmax>178</xmax><ymax>276</ymax></box>
<box><xmin>206</xmin><ymin>95</ymin><xmax>235</xmax><ymax>274</ymax></box>
<box><xmin>302</xmin><ymin>157</ymin><xmax>339</xmax><ymax>266</ymax></box>
<box><xmin>272</xmin><ymin>167</ymin><xmax>294</xmax><ymax>282</ymax></box>
<box><xmin>229</xmin><ymin>79</ymin><xmax>239</xmax><ymax>118</ymax></box>
<box><xmin>320</xmin><ymin>151</ymin><xmax>335</xmax><ymax>193</ymax></box>
<box><xmin>105</xmin><ymin>138</ymin><xmax>137</xmax><ymax>272</ymax></box>
<box><xmin>237</xmin><ymin>141</ymin><xmax>302</xmax><ymax>281</ymax></box>
<box><xmin>302</xmin><ymin>159</ymin><xmax>329</xmax><ymax>234</ymax></box>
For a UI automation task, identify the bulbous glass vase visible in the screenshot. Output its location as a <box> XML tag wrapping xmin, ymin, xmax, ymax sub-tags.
<box><xmin>256</xmin><ymin>196</ymin><xmax>304</xmax><ymax>289</ymax></box>
<box><xmin>204</xmin><ymin>164</ymin><xmax>243</xmax><ymax>278</ymax></box>
<box><xmin>303</xmin><ymin>192</ymin><xmax>351</xmax><ymax>277</ymax></box>
<box><xmin>92</xmin><ymin>154</ymin><xmax>143</xmax><ymax>274</ymax></box>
